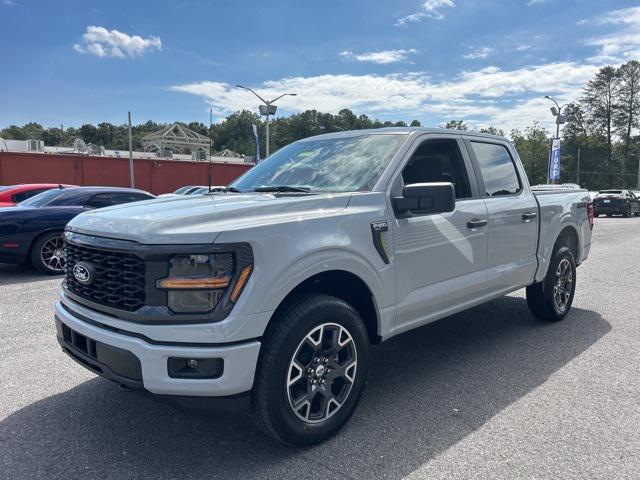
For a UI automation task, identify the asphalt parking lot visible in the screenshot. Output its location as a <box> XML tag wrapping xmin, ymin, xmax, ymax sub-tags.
<box><xmin>1</xmin><ymin>217</ymin><xmax>639</xmax><ymax>479</ymax></box>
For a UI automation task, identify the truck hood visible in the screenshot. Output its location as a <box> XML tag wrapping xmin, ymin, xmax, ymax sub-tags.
<box><xmin>66</xmin><ymin>192</ymin><xmax>352</xmax><ymax>244</ymax></box>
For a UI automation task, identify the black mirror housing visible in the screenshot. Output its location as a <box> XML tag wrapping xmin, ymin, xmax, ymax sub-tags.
<box><xmin>393</xmin><ymin>182</ymin><xmax>456</xmax><ymax>217</ymax></box>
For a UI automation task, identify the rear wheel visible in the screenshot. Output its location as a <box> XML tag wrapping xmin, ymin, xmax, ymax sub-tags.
<box><xmin>526</xmin><ymin>246</ymin><xmax>576</xmax><ymax>322</ymax></box>
<box><xmin>30</xmin><ymin>231</ymin><xmax>65</xmax><ymax>274</ymax></box>
<box><xmin>251</xmin><ymin>293</ymin><xmax>369</xmax><ymax>446</ymax></box>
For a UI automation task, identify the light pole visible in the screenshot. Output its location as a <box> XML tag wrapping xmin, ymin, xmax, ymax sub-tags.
<box><xmin>629</xmin><ymin>151</ymin><xmax>640</xmax><ymax>190</ymax></box>
<box><xmin>236</xmin><ymin>85</ymin><xmax>297</xmax><ymax>157</ymax></box>
<box><xmin>544</xmin><ymin>96</ymin><xmax>568</xmax><ymax>184</ymax></box>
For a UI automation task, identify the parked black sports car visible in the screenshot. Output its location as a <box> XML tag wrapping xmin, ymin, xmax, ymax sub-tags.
<box><xmin>0</xmin><ymin>187</ymin><xmax>154</xmax><ymax>274</ymax></box>
<box><xmin>592</xmin><ymin>190</ymin><xmax>640</xmax><ymax>218</ymax></box>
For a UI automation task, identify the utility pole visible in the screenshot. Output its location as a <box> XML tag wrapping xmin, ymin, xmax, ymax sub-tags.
<box><xmin>544</xmin><ymin>96</ymin><xmax>568</xmax><ymax>185</ymax></box>
<box><xmin>128</xmin><ymin>111</ymin><xmax>135</xmax><ymax>188</ymax></box>
<box><xmin>208</xmin><ymin>108</ymin><xmax>213</xmax><ymax>193</ymax></box>
<box><xmin>236</xmin><ymin>85</ymin><xmax>297</xmax><ymax>158</ymax></box>
<box><xmin>636</xmin><ymin>148</ymin><xmax>640</xmax><ymax>190</ymax></box>
<box><xmin>577</xmin><ymin>148</ymin><xmax>581</xmax><ymax>186</ymax></box>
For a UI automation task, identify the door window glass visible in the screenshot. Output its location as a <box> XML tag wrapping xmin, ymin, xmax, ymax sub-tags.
<box><xmin>470</xmin><ymin>142</ymin><xmax>521</xmax><ymax>196</ymax></box>
<box><xmin>401</xmin><ymin>140</ymin><xmax>471</xmax><ymax>199</ymax></box>
<box><xmin>85</xmin><ymin>194</ymin><xmax>113</xmax><ymax>208</ymax></box>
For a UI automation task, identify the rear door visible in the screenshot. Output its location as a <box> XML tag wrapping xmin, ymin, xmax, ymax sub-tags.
<box><xmin>389</xmin><ymin>134</ymin><xmax>489</xmax><ymax>334</ymax></box>
<box><xmin>464</xmin><ymin>138</ymin><xmax>538</xmax><ymax>293</ymax></box>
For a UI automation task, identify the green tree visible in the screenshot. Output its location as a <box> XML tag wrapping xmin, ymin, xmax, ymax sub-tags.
<box><xmin>582</xmin><ymin>66</ymin><xmax>619</xmax><ymax>170</ymax></box>
<box><xmin>0</xmin><ymin>125</ymin><xmax>27</xmax><ymax>140</ymax></box>
<box><xmin>614</xmin><ymin>60</ymin><xmax>640</xmax><ymax>176</ymax></box>
<box><xmin>479</xmin><ymin>126</ymin><xmax>504</xmax><ymax>136</ymax></box>
<box><xmin>43</xmin><ymin>127</ymin><xmax>63</xmax><ymax>146</ymax></box>
<box><xmin>442</xmin><ymin>120</ymin><xmax>468</xmax><ymax>130</ymax></box>
<box><xmin>510</xmin><ymin>123</ymin><xmax>550</xmax><ymax>185</ymax></box>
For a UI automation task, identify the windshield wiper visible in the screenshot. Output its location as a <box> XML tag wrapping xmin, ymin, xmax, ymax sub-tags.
<box><xmin>222</xmin><ymin>186</ymin><xmax>243</xmax><ymax>193</ymax></box>
<box><xmin>253</xmin><ymin>186</ymin><xmax>312</xmax><ymax>193</ymax></box>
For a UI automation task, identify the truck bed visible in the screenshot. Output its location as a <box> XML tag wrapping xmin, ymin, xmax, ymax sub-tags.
<box><xmin>531</xmin><ymin>185</ymin><xmax>592</xmax><ymax>283</ymax></box>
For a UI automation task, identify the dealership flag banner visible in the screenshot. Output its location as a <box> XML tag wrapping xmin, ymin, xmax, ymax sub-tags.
<box><xmin>252</xmin><ymin>124</ymin><xmax>261</xmax><ymax>163</ymax></box>
<box><xmin>549</xmin><ymin>138</ymin><xmax>561</xmax><ymax>181</ymax></box>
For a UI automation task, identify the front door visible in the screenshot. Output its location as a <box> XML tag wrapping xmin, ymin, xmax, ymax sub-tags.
<box><xmin>390</xmin><ymin>135</ymin><xmax>489</xmax><ymax>336</ymax></box>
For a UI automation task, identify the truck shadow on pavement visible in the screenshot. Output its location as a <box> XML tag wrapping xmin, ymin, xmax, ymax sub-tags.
<box><xmin>1</xmin><ymin>296</ymin><xmax>609</xmax><ymax>480</ymax></box>
<box><xmin>0</xmin><ymin>264</ymin><xmax>63</xmax><ymax>285</ymax></box>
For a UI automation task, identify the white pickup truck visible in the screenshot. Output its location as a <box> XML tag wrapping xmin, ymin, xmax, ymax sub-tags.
<box><xmin>55</xmin><ymin>128</ymin><xmax>593</xmax><ymax>445</ymax></box>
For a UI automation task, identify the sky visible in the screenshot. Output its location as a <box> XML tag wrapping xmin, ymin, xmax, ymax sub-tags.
<box><xmin>1</xmin><ymin>0</ymin><xmax>639</xmax><ymax>133</ymax></box>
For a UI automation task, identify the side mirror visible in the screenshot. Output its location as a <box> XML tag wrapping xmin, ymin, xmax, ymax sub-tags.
<box><xmin>393</xmin><ymin>182</ymin><xmax>456</xmax><ymax>217</ymax></box>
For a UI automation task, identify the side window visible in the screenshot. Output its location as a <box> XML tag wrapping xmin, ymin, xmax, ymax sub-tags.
<box><xmin>110</xmin><ymin>193</ymin><xmax>151</xmax><ymax>205</ymax></box>
<box><xmin>401</xmin><ymin>139</ymin><xmax>471</xmax><ymax>199</ymax></box>
<box><xmin>12</xmin><ymin>189</ymin><xmax>47</xmax><ymax>203</ymax></box>
<box><xmin>470</xmin><ymin>142</ymin><xmax>521</xmax><ymax>197</ymax></box>
<box><xmin>85</xmin><ymin>194</ymin><xmax>113</xmax><ymax>209</ymax></box>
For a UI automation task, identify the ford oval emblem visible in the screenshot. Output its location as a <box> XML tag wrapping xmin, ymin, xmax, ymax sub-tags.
<box><xmin>73</xmin><ymin>262</ymin><xmax>93</xmax><ymax>285</ymax></box>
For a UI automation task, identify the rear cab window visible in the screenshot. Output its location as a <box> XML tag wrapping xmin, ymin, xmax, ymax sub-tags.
<box><xmin>468</xmin><ymin>141</ymin><xmax>521</xmax><ymax>197</ymax></box>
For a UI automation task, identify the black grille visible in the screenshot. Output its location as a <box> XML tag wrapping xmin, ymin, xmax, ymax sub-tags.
<box><xmin>64</xmin><ymin>242</ymin><xmax>146</xmax><ymax>311</ymax></box>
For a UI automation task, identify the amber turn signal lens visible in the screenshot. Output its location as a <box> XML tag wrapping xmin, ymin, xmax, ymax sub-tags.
<box><xmin>158</xmin><ymin>276</ymin><xmax>230</xmax><ymax>290</ymax></box>
<box><xmin>230</xmin><ymin>265</ymin><xmax>253</xmax><ymax>303</ymax></box>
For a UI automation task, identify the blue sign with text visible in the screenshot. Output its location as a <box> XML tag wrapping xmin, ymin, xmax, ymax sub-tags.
<box><xmin>549</xmin><ymin>138</ymin><xmax>561</xmax><ymax>181</ymax></box>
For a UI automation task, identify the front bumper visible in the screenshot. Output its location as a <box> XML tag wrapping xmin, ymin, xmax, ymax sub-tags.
<box><xmin>54</xmin><ymin>301</ymin><xmax>261</xmax><ymax>398</ymax></box>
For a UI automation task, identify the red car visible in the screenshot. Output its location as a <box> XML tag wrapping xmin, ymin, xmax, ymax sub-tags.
<box><xmin>0</xmin><ymin>184</ymin><xmax>76</xmax><ymax>207</ymax></box>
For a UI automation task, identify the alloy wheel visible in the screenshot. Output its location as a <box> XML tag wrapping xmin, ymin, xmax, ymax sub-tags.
<box><xmin>286</xmin><ymin>322</ymin><xmax>357</xmax><ymax>424</ymax></box>
<box><xmin>553</xmin><ymin>258</ymin><xmax>573</xmax><ymax>312</ymax></box>
<box><xmin>40</xmin><ymin>235</ymin><xmax>65</xmax><ymax>272</ymax></box>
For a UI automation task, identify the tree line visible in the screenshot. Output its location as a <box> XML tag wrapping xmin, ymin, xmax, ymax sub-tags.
<box><xmin>0</xmin><ymin>110</ymin><xmax>423</xmax><ymax>158</ymax></box>
<box><xmin>2</xmin><ymin>60</ymin><xmax>638</xmax><ymax>190</ymax></box>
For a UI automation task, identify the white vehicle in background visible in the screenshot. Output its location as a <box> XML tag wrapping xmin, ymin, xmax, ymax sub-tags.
<box><xmin>55</xmin><ymin>128</ymin><xmax>593</xmax><ymax>445</ymax></box>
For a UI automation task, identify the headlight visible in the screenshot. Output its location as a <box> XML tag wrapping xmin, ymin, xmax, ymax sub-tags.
<box><xmin>157</xmin><ymin>254</ymin><xmax>235</xmax><ymax>313</ymax></box>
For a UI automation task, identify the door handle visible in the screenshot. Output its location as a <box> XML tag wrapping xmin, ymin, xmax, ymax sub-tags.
<box><xmin>522</xmin><ymin>212</ymin><xmax>537</xmax><ymax>222</ymax></box>
<box><xmin>467</xmin><ymin>219</ymin><xmax>488</xmax><ymax>229</ymax></box>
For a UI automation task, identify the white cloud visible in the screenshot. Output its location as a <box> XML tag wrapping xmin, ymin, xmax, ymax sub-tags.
<box><xmin>73</xmin><ymin>26</ymin><xmax>161</xmax><ymax>58</ymax></box>
<box><xmin>2</xmin><ymin>0</ymin><xmax>17</xmax><ymax>6</ymax></box>
<box><xmin>395</xmin><ymin>0</ymin><xmax>455</xmax><ymax>27</ymax></box>
<box><xmin>170</xmin><ymin>61</ymin><xmax>598</xmax><ymax>131</ymax></box>
<box><xmin>526</xmin><ymin>0</ymin><xmax>546</xmax><ymax>6</ymax></box>
<box><xmin>585</xmin><ymin>6</ymin><xmax>640</xmax><ymax>63</ymax></box>
<box><xmin>339</xmin><ymin>49</ymin><xmax>417</xmax><ymax>64</ymax></box>
<box><xmin>463</xmin><ymin>47</ymin><xmax>493</xmax><ymax>60</ymax></box>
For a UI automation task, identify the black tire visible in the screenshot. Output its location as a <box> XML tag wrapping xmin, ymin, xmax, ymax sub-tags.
<box><xmin>606</xmin><ymin>214</ymin><xmax>612</xmax><ymax>217</ymax></box>
<box><xmin>623</xmin><ymin>205</ymin><xmax>631</xmax><ymax>217</ymax></box>
<box><xmin>594</xmin><ymin>213</ymin><xmax>599</xmax><ymax>218</ymax></box>
<box><xmin>526</xmin><ymin>246</ymin><xmax>576</xmax><ymax>322</ymax></box>
<box><xmin>251</xmin><ymin>293</ymin><xmax>370</xmax><ymax>446</ymax></box>
<box><xmin>30</xmin><ymin>231</ymin><xmax>65</xmax><ymax>274</ymax></box>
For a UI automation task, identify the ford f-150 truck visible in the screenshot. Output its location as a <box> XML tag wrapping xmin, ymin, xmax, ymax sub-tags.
<box><xmin>54</xmin><ymin>128</ymin><xmax>593</xmax><ymax>445</ymax></box>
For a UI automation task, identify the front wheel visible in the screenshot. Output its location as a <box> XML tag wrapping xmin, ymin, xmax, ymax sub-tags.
<box><xmin>623</xmin><ymin>205</ymin><xmax>631</xmax><ymax>217</ymax></box>
<box><xmin>526</xmin><ymin>246</ymin><xmax>576</xmax><ymax>321</ymax></box>
<box><xmin>30</xmin><ymin>231</ymin><xmax>65</xmax><ymax>274</ymax></box>
<box><xmin>251</xmin><ymin>293</ymin><xmax>369</xmax><ymax>446</ymax></box>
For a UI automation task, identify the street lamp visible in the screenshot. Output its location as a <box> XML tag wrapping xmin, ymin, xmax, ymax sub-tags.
<box><xmin>544</xmin><ymin>95</ymin><xmax>568</xmax><ymax>140</ymax></box>
<box><xmin>236</xmin><ymin>85</ymin><xmax>297</xmax><ymax>157</ymax></box>
<box><xmin>544</xmin><ymin>96</ymin><xmax>569</xmax><ymax>184</ymax></box>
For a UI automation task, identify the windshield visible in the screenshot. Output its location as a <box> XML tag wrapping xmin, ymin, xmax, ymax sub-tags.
<box><xmin>19</xmin><ymin>188</ymin><xmax>67</xmax><ymax>207</ymax></box>
<box><xmin>231</xmin><ymin>134</ymin><xmax>406</xmax><ymax>193</ymax></box>
<box><xmin>174</xmin><ymin>186</ymin><xmax>194</xmax><ymax>194</ymax></box>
